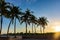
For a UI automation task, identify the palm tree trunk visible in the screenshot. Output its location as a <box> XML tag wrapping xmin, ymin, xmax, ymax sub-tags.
<box><xmin>43</xmin><ymin>28</ymin><xmax>44</xmax><ymax>33</ymax></box>
<box><xmin>26</xmin><ymin>22</ymin><xmax>27</xmax><ymax>33</ymax></box>
<box><xmin>34</xmin><ymin>25</ymin><xmax>36</xmax><ymax>33</ymax></box>
<box><xmin>32</xmin><ymin>23</ymin><xmax>33</xmax><ymax>33</ymax></box>
<box><xmin>40</xmin><ymin>26</ymin><xmax>42</xmax><ymax>33</ymax></box>
<box><xmin>14</xmin><ymin>17</ymin><xmax>16</xmax><ymax>37</ymax></box>
<box><xmin>7</xmin><ymin>19</ymin><xmax>12</xmax><ymax>37</ymax></box>
<box><xmin>0</xmin><ymin>15</ymin><xmax>3</xmax><ymax>36</ymax></box>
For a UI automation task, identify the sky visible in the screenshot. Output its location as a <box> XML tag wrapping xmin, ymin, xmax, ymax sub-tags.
<box><xmin>2</xmin><ymin>0</ymin><xmax>60</xmax><ymax>34</ymax></box>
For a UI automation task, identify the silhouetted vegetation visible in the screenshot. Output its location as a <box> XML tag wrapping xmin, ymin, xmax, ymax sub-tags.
<box><xmin>0</xmin><ymin>0</ymin><xmax>60</xmax><ymax>40</ymax></box>
<box><xmin>0</xmin><ymin>0</ymin><xmax>48</xmax><ymax>36</ymax></box>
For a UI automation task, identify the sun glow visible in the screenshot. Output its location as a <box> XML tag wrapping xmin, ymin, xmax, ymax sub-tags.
<box><xmin>54</xmin><ymin>26</ymin><xmax>60</xmax><ymax>32</ymax></box>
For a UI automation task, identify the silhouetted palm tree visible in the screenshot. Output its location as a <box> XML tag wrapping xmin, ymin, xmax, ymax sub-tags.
<box><xmin>37</xmin><ymin>19</ymin><xmax>42</xmax><ymax>33</ymax></box>
<box><xmin>0</xmin><ymin>0</ymin><xmax>11</xmax><ymax>35</ymax></box>
<box><xmin>34</xmin><ymin>20</ymin><xmax>38</xmax><ymax>33</ymax></box>
<box><xmin>7</xmin><ymin>5</ymin><xmax>22</xmax><ymax>37</ymax></box>
<box><xmin>21</xmin><ymin>9</ymin><xmax>32</xmax><ymax>33</ymax></box>
<box><xmin>38</xmin><ymin>17</ymin><xmax>48</xmax><ymax>33</ymax></box>
<box><xmin>30</xmin><ymin>15</ymin><xmax>37</xmax><ymax>33</ymax></box>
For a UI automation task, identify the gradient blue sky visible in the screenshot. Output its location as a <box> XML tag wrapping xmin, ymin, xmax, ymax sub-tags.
<box><xmin>2</xmin><ymin>0</ymin><xmax>60</xmax><ymax>34</ymax></box>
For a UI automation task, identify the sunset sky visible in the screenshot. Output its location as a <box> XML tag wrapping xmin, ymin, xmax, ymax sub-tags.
<box><xmin>2</xmin><ymin>0</ymin><xmax>60</xmax><ymax>34</ymax></box>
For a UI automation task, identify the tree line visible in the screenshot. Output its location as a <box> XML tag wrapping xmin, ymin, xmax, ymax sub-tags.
<box><xmin>0</xmin><ymin>0</ymin><xmax>48</xmax><ymax>37</ymax></box>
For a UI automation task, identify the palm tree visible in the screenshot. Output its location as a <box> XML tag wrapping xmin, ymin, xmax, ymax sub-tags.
<box><xmin>34</xmin><ymin>20</ymin><xmax>38</xmax><ymax>33</ymax></box>
<box><xmin>0</xmin><ymin>0</ymin><xmax>6</xmax><ymax>35</ymax></box>
<box><xmin>21</xmin><ymin>9</ymin><xmax>32</xmax><ymax>33</ymax></box>
<box><xmin>37</xmin><ymin>19</ymin><xmax>42</xmax><ymax>33</ymax></box>
<box><xmin>0</xmin><ymin>0</ymin><xmax>11</xmax><ymax>36</ymax></box>
<box><xmin>7</xmin><ymin>5</ymin><xmax>22</xmax><ymax>37</ymax></box>
<box><xmin>30</xmin><ymin>15</ymin><xmax>37</xmax><ymax>33</ymax></box>
<box><xmin>38</xmin><ymin>17</ymin><xmax>48</xmax><ymax>33</ymax></box>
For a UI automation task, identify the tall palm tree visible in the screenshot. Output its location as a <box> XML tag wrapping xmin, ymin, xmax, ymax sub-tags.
<box><xmin>37</xmin><ymin>19</ymin><xmax>42</xmax><ymax>33</ymax></box>
<box><xmin>21</xmin><ymin>9</ymin><xmax>32</xmax><ymax>33</ymax></box>
<box><xmin>0</xmin><ymin>0</ymin><xmax>6</xmax><ymax>35</ymax></box>
<box><xmin>30</xmin><ymin>15</ymin><xmax>37</xmax><ymax>33</ymax></box>
<box><xmin>7</xmin><ymin>5</ymin><xmax>22</xmax><ymax>37</ymax></box>
<box><xmin>38</xmin><ymin>17</ymin><xmax>48</xmax><ymax>33</ymax></box>
<box><xmin>34</xmin><ymin>20</ymin><xmax>38</xmax><ymax>33</ymax></box>
<box><xmin>0</xmin><ymin>0</ymin><xmax>11</xmax><ymax>36</ymax></box>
